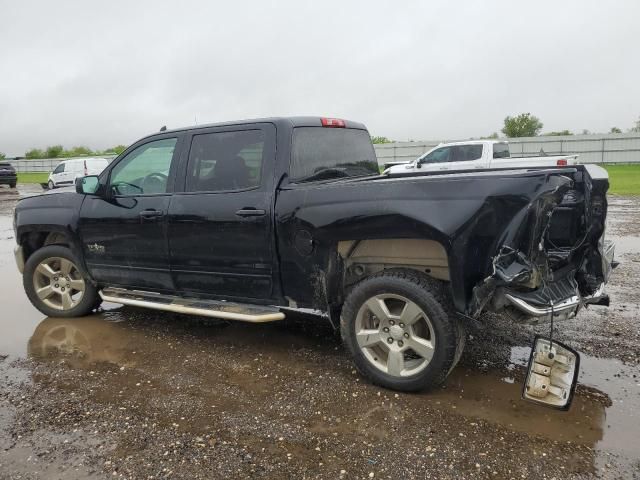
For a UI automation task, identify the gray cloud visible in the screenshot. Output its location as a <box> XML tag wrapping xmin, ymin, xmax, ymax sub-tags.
<box><xmin>1</xmin><ymin>0</ymin><xmax>639</xmax><ymax>156</ymax></box>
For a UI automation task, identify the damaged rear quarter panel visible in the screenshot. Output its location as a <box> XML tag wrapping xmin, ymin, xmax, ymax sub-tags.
<box><xmin>275</xmin><ymin>169</ymin><xmax>576</xmax><ymax>314</ymax></box>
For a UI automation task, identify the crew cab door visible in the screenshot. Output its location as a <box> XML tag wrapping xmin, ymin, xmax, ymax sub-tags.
<box><xmin>167</xmin><ymin>124</ymin><xmax>277</xmax><ymax>301</ymax></box>
<box><xmin>78</xmin><ymin>135</ymin><xmax>182</xmax><ymax>291</ymax></box>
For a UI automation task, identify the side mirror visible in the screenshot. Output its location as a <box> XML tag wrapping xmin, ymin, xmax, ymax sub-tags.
<box><xmin>76</xmin><ymin>175</ymin><xmax>100</xmax><ymax>195</ymax></box>
<box><xmin>522</xmin><ymin>336</ymin><xmax>580</xmax><ymax>410</ymax></box>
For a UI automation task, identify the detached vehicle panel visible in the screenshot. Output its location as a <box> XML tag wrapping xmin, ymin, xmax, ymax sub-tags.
<box><xmin>13</xmin><ymin>117</ymin><xmax>615</xmax><ymax>396</ymax></box>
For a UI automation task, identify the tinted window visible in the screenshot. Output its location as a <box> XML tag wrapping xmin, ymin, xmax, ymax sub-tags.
<box><xmin>110</xmin><ymin>138</ymin><xmax>177</xmax><ymax>195</ymax></box>
<box><xmin>450</xmin><ymin>144</ymin><xmax>483</xmax><ymax>162</ymax></box>
<box><xmin>185</xmin><ymin>130</ymin><xmax>264</xmax><ymax>192</ymax></box>
<box><xmin>421</xmin><ymin>146</ymin><xmax>451</xmax><ymax>163</ymax></box>
<box><xmin>53</xmin><ymin>163</ymin><xmax>65</xmax><ymax>174</ymax></box>
<box><xmin>290</xmin><ymin>128</ymin><xmax>378</xmax><ymax>182</ymax></box>
<box><xmin>493</xmin><ymin>143</ymin><xmax>510</xmax><ymax>158</ymax></box>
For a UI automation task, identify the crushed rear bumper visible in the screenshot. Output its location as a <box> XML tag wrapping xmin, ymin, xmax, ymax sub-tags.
<box><xmin>503</xmin><ymin>241</ymin><xmax>615</xmax><ymax>319</ymax></box>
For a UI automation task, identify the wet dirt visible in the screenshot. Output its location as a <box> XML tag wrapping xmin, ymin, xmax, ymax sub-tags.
<box><xmin>0</xmin><ymin>186</ymin><xmax>639</xmax><ymax>479</ymax></box>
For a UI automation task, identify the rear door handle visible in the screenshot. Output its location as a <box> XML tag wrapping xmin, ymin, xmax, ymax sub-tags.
<box><xmin>235</xmin><ymin>208</ymin><xmax>266</xmax><ymax>217</ymax></box>
<box><xmin>139</xmin><ymin>209</ymin><xmax>164</xmax><ymax>219</ymax></box>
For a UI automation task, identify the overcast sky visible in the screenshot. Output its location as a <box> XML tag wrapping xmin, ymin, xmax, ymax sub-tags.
<box><xmin>1</xmin><ymin>0</ymin><xmax>639</xmax><ymax>156</ymax></box>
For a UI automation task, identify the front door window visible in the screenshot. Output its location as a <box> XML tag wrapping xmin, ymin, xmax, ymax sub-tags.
<box><xmin>110</xmin><ymin>138</ymin><xmax>177</xmax><ymax>195</ymax></box>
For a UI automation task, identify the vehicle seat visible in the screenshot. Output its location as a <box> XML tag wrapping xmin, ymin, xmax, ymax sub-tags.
<box><xmin>200</xmin><ymin>155</ymin><xmax>250</xmax><ymax>191</ymax></box>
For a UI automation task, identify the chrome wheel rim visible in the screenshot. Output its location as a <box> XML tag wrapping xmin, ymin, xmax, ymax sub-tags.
<box><xmin>355</xmin><ymin>294</ymin><xmax>435</xmax><ymax>377</ymax></box>
<box><xmin>32</xmin><ymin>257</ymin><xmax>85</xmax><ymax>311</ymax></box>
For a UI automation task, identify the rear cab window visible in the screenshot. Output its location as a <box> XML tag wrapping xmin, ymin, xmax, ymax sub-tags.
<box><xmin>290</xmin><ymin>127</ymin><xmax>378</xmax><ymax>182</ymax></box>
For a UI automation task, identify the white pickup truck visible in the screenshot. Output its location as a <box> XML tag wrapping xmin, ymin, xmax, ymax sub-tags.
<box><xmin>384</xmin><ymin>140</ymin><xmax>579</xmax><ymax>174</ymax></box>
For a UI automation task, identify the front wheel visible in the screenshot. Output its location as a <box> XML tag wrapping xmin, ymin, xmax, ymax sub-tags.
<box><xmin>340</xmin><ymin>269</ymin><xmax>464</xmax><ymax>392</ymax></box>
<box><xmin>48</xmin><ymin>180</ymin><xmax>55</xmax><ymax>190</ymax></box>
<box><xmin>23</xmin><ymin>245</ymin><xmax>100</xmax><ymax>317</ymax></box>
<box><xmin>10</xmin><ymin>182</ymin><xmax>16</xmax><ymax>189</ymax></box>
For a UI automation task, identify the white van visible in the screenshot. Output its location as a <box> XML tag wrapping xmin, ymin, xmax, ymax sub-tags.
<box><xmin>48</xmin><ymin>158</ymin><xmax>110</xmax><ymax>189</ymax></box>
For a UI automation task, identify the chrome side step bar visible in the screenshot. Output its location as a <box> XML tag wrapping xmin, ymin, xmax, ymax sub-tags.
<box><xmin>504</xmin><ymin>293</ymin><xmax>579</xmax><ymax>317</ymax></box>
<box><xmin>100</xmin><ymin>288</ymin><xmax>285</xmax><ymax>323</ymax></box>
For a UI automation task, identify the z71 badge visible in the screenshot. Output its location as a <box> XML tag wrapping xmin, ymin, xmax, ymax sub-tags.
<box><xmin>87</xmin><ymin>243</ymin><xmax>105</xmax><ymax>254</ymax></box>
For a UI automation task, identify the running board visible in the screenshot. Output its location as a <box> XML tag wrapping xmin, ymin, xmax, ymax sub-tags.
<box><xmin>99</xmin><ymin>288</ymin><xmax>285</xmax><ymax>323</ymax></box>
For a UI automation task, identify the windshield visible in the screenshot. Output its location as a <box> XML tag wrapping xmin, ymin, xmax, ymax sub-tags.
<box><xmin>290</xmin><ymin>127</ymin><xmax>379</xmax><ymax>182</ymax></box>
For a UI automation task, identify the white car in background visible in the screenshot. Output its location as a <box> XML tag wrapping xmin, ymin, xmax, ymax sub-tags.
<box><xmin>384</xmin><ymin>140</ymin><xmax>579</xmax><ymax>174</ymax></box>
<box><xmin>48</xmin><ymin>158</ymin><xmax>110</xmax><ymax>189</ymax></box>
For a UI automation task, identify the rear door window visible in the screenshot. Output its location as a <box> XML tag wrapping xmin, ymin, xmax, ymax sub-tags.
<box><xmin>185</xmin><ymin>129</ymin><xmax>265</xmax><ymax>192</ymax></box>
<box><xmin>450</xmin><ymin>145</ymin><xmax>483</xmax><ymax>162</ymax></box>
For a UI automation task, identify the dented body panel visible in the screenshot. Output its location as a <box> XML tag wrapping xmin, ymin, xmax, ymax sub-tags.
<box><xmin>13</xmin><ymin>117</ymin><xmax>613</xmax><ymax>324</ymax></box>
<box><xmin>276</xmin><ymin>165</ymin><xmax>611</xmax><ymax>317</ymax></box>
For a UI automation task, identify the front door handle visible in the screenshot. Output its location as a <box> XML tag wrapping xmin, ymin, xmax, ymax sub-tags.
<box><xmin>235</xmin><ymin>208</ymin><xmax>266</xmax><ymax>217</ymax></box>
<box><xmin>139</xmin><ymin>209</ymin><xmax>164</xmax><ymax>219</ymax></box>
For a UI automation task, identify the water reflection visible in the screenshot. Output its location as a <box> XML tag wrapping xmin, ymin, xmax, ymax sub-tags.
<box><xmin>28</xmin><ymin>314</ymin><xmax>610</xmax><ymax>451</ymax></box>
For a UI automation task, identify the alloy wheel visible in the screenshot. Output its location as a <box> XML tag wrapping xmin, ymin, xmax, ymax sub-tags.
<box><xmin>354</xmin><ymin>294</ymin><xmax>436</xmax><ymax>377</ymax></box>
<box><xmin>32</xmin><ymin>257</ymin><xmax>85</xmax><ymax>311</ymax></box>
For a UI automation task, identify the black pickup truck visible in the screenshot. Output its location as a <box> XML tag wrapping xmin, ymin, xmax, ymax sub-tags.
<box><xmin>13</xmin><ymin>117</ymin><xmax>615</xmax><ymax>393</ymax></box>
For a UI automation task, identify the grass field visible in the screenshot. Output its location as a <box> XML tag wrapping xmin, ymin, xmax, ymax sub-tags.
<box><xmin>17</xmin><ymin>172</ymin><xmax>48</xmax><ymax>184</ymax></box>
<box><xmin>602</xmin><ymin>164</ymin><xmax>640</xmax><ymax>195</ymax></box>
<box><xmin>16</xmin><ymin>163</ymin><xmax>640</xmax><ymax>194</ymax></box>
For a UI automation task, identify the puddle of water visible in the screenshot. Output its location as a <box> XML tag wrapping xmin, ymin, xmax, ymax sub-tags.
<box><xmin>511</xmin><ymin>345</ymin><xmax>639</xmax><ymax>459</ymax></box>
<box><xmin>0</xmin><ymin>217</ymin><xmax>45</xmax><ymax>358</ymax></box>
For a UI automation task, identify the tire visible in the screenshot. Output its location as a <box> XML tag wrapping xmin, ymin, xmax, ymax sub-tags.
<box><xmin>10</xmin><ymin>182</ymin><xmax>16</xmax><ymax>189</ymax></box>
<box><xmin>340</xmin><ymin>268</ymin><xmax>464</xmax><ymax>392</ymax></box>
<box><xmin>23</xmin><ymin>245</ymin><xmax>100</xmax><ymax>318</ymax></box>
<box><xmin>48</xmin><ymin>180</ymin><xmax>55</xmax><ymax>190</ymax></box>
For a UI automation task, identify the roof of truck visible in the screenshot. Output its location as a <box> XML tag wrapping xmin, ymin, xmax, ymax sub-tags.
<box><xmin>139</xmin><ymin>116</ymin><xmax>368</xmax><ymax>142</ymax></box>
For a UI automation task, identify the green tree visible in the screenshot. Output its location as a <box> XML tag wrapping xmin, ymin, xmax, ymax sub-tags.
<box><xmin>371</xmin><ymin>136</ymin><xmax>392</xmax><ymax>144</ymax></box>
<box><xmin>581</xmin><ymin>129</ymin><xmax>591</xmax><ymax>135</ymax></box>
<box><xmin>107</xmin><ymin>144</ymin><xmax>127</xmax><ymax>154</ymax></box>
<box><xmin>25</xmin><ymin>148</ymin><xmax>45</xmax><ymax>159</ymax></box>
<box><xmin>0</xmin><ymin>152</ymin><xmax>5</xmax><ymax>160</ymax></box>
<box><xmin>64</xmin><ymin>146</ymin><xmax>93</xmax><ymax>157</ymax></box>
<box><xmin>609</xmin><ymin>127</ymin><xmax>622</xmax><ymax>134</ymax></box>
<box><xmin>501</xmin><ymin>113</ymin><xmax>543</xmax><ymax>137</ymax></box>
<box><xmin>483</xmin><ymin>132</ymin><xmax>499</xmax><ymax>139</ymax></box>
<box><xmin>45</xmin><ymin>145</ymin><xmax>64</xmax><ymax>158</ymax></box>
<box><xmin>544</xmin><ymin>130</ymin><xmax>573</xmax><ymax>136</ymax></box>
<box><xmin>629</xmin><ymin>117</ymin><xmax>640</xmax><ymax>133</ymax></box>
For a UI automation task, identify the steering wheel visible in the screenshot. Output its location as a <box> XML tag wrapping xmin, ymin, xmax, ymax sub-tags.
<box><xmin>141</xmin><ymin>172</ymin><xmax>168</xmax><ymax>194</ymax></box>
<box><xmin>111</xmin><ymin>180</ymin><xmax>143</xmax><ymax>195</ymax></box>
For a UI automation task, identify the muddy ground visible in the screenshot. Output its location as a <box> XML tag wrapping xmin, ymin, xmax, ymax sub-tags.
<box><xmin>0</xmin><ymin>184</ymin><xmax>639</xmax><ymax>479</ymax></box>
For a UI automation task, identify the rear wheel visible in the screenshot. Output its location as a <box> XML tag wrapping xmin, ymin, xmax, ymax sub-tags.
<box><xmin>341</xmin><ymin>269</ymin><xmax>464</xmax><ymax>392</ymax></box>
<box><xmin>10</xmin><ymin>181</ymin><xmax>16</xmax><ymax>189</ymax></box>
<box><xmin>23</xmin><ymin>245</ymin><xmax>100</xmax><ymax>317</ymax></box>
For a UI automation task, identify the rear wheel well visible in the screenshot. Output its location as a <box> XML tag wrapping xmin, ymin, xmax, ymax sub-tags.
<box><xmin>338</xmin><ymin>238</ymin><xmax>450</xmax><ymax>289</ymax></box>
